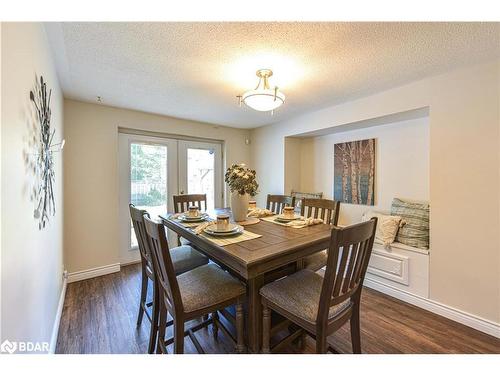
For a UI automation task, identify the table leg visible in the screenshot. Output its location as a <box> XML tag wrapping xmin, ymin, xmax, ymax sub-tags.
<box><xmin>246</xmin><ymin>275</ymin><xmax>264</xmax><ymax>353</ymax></box>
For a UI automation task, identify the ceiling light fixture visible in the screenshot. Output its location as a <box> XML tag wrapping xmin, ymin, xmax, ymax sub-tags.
<box><xmin>237</xmin><ymin>69</ymin><xmax>285</xmax><ymax>113</ymax></box>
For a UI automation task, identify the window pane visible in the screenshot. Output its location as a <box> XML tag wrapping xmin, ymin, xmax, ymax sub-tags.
<box><xmin>130</xmin><ymin>143</ymin><xmax>167</xmax><ymax>247</ymax></box>
<box><xmin>187</xmin><ymin>148</ymin><xmax>215</xmax><ymax>211</ymax></box>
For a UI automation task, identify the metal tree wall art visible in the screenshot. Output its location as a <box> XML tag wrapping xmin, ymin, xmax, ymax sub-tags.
<box><xmin>30</xmin><ymin>75</ymin><xmax>63</xmax><ymax>229</ymax></box>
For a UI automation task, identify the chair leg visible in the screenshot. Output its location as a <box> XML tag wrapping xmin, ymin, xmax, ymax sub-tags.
<box><xmin>136</xmin><ymin>270</ymin><xmax>148</xmax><ymax>326</ymax></box>
<box><xmin>262</xmin><ymin>305</ymin><xmax>271</xmax><ymax>353</ymax></box>
<box><xmin>236</xmin><ymin>303</ymin><xmax>245</xmax><ymax>353</ymax></box>
<box><xmin>298</xmin><ymin>332</ymin><xmax>306</xmax><ymax>351</ymax></box>
<box><xmin>212</xmin><ymin>311</ymin><xmax>219</xmax><ymax>339</ymax></box>
<box><xmin>173</xmin><ymin>319</ymin><xmax>185</xmax><ymax>354</ymax></box>
<box><xmin>315</xmin><ymin>333</ymin><xmax>328</xmax><ymax>354</ymax></box>
<box><xmin>350</xmin><ymin>304</ymin><xmax>362</xmax><ymax>354</ymax></box>
<box><xmin>156</xmin><ymin>298</ymin><xmax>167</xmax><ymax>354</ymax></box>
<box><xmin>147</xmin><ymin>281</ymin><xmax>159</xmax><ymax>354</ymax></box>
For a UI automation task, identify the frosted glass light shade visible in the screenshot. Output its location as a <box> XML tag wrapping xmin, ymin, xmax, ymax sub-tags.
<box><xmin>242</xmin><ymin>89</ymin><xmax>285</xmax><ymax>112</ymax></box>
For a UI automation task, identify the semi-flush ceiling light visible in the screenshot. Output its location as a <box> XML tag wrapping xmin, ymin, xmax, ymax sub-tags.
<box><xmin>238</xmin><ymin>69</ymin><xmax>285</xmax><ymax>112</ymax></box>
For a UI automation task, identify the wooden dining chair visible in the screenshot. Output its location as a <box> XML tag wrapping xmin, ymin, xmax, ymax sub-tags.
<box><xmin>300</xmin><ymin>198</ymin><xmax>341</xmax><ymax>271</ymax></box>
<box><xmin>173</xmin><ymin>194</ymin><xmax>208</xmax><ymax>246</ymax></box>
<box><xmin>143</xmin><ymin>215</ymin><xmax>247</xmax><ymax>354</ymax></box>
<box><xmin>260</xmin><ymin>218</ymin><xmax>378</xmax><ymax>354</ymax></box>
<box><xmin>266</xmin><ymin>194</ymin><xmax>296</xmax><ymax>215</ymax></box>
<box><xmin>173</xmin><ymin>194</ymin><xmax>207</xmax><ymax>214</ymax></box>
<box><xmin>129</xmin><ymin>204</ymin><xmax>209</xmax><ymax>353</ymax></box>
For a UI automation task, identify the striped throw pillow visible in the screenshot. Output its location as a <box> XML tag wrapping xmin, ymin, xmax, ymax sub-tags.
<box><xmin>391</xmin><ymin>198</ymin><xmax>430</xmax><ymax>249</ymax></box>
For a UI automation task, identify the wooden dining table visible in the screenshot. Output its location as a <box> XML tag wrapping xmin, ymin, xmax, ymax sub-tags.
<box><xmin>160</xmin><ymin>208</ymin><xmax>333</xmax><ymax>353</ymax></box>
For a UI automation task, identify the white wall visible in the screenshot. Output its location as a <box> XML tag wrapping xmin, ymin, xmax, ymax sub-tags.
<box><xmin>64</xmin><ymin>99</ymin><xmax>251</xmax><ymax>274</ymax></box>
<box><xmin>297</xmin><ymin>117</ymin><xmax>430</xmax><ymax>225</ymax></box>
<box><xmin>251</xmin><ymin>60</ymin><xmax>500</xmax><ymax>324</ymax></box>
<box><xmin>1</xmin><ymin>23</ymin><xmax>64</xmax><ymax>350</ymax></box>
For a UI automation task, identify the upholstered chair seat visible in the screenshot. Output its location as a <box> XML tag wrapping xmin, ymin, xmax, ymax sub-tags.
<box><xmin>179</xmin><ymin>237</ymin><xmax>192</xmax><ymax>246</ymax></box>
<box><xmin>178</xmin><ymin>264</ymin><xmax>246</xmax><ymax>313</ymax></box>
<box><xmin>303</xmin><ymin>249</ymin><xmax>328</xmax><ymax>271</ymax></box>
<box><xmin>170</xmin><ymin>245</ymin><xmax>208</xmax><ymax>275</ymax></box>
<box><xmin>260</xmin><ymin>269</ymin><xmax>351</xmax><ymax>323</ymax></box>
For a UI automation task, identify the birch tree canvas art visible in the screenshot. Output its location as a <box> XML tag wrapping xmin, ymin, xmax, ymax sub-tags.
<box><xmin>334</xmin><ymin>139</ymin><xmax>375</xmax><ymax>205</ymax></box>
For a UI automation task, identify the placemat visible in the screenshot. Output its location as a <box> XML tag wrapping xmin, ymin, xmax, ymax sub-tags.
<box><xmin>199</xmin><ymin>230</ymin><xmax>262</xmax><ymax>246</ymax></box>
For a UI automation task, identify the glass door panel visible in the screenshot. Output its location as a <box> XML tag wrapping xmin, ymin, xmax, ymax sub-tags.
<box><xmin>129</xmin><ymin>143</ymin><xmax>167</xmax><ymax>247</ymax></box>
<box><xmin>179</xmin><ymin>141</ymin><xmax>222</xmax><ymax>212</ymax></box>
<box><xmin>187</xmin><ymin>148</ymin><xmax>215</xmax><ymax>211</ymax></box>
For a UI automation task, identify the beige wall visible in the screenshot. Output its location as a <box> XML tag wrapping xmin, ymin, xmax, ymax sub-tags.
<box><xmin>297</xmin><ymin>116</ymin><xmax>430</xmax><ymax>225</ymax></box>
<box><xmin>283</xmin><ymin>137</ymin><xmax>302</xmax><ymax>195</ymax></box>
<box><xmin>64</xmin><ymin>100</ymin><xmax>251</xmax><ymax>273</ymax></box>
<box><xmin>251</xmin><ymin>60</ymin><xmax>500</xmax><ymax>323</ymax></box>
<box><xmin>1</xmin><ymin>23</ymin><xmax>64</xmax><ymax>349</ymax></box>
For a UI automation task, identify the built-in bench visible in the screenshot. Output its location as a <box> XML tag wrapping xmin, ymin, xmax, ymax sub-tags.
<box><xmin>365</xmin><ymin>240</ymin><xmax>429</xmax><ymax>298</ymax></box>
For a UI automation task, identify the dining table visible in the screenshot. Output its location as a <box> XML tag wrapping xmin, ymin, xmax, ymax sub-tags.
<box><xmin>160</xmin><ymin>208</ymin><xmax>334</xmax><ymax>353</ymax></box>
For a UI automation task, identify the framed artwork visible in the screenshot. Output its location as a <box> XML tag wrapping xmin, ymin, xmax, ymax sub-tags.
<box><xmin>334</xmin><ymin>138</ymin><xmax>375</xmax><ymax>205</ymax></box>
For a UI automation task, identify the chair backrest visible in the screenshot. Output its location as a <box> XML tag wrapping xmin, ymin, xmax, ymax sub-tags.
<box><xmin>317</xmin><ymin>218</ymin><xmax>377</xmax><ymax>325</ymax></box>
<box><xmin>266</xmin><ymin>194</ymin><xmax>296</xmax><ymax>214</ymax></box>
<box><xmin>143</xmin><ymin>214</ymin><xmax>183</xmax><ymax>315</ymax></box>
<box><xmin>173</xmin><ymin>194</ymin><xmax>207</xmax><ymax>213</ymax></box>
<box><xmin>300</xmin><ymin>198</ymin><xmax>341</xmax><ymax>225</ymax></box>
<box><xmin>129</xmin><ymin>204</ymin><xmax>152</xmax><ymax>271</ymax></box>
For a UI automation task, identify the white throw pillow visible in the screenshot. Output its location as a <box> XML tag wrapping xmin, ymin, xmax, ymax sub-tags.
<box><xmin>361</xmin><ymin>210</ymin><xmax>402</xmax><ymax>246</ymax></box>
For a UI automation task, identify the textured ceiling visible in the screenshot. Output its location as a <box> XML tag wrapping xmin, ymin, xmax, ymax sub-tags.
<box><xmin>46</xmin><ymin>22</ymin><xmax>499</xmax><ymax>128</ymax></box>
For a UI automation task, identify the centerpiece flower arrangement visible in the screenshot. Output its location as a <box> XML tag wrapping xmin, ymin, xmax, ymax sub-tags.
<box><xmin>225</xmin><ymin>163</ymin><xmax>259</xmax><ymax>221</ymax></box>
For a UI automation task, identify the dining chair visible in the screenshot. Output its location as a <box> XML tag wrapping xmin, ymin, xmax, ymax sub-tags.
<box><xmin>173</xmin><ymin>194</ymin><xmax>208</xmax><ymax>246</ymax></box>
<box><xmin>300</xmin><ymin>198</ymin><xmax>341</xmax><ymax>271</ymax></box>
<box><xmin>266</xmin><ymin>194</ymin><xmax>296</xmax><ymax>215</ymax></box>
<box><xmin>129</xmin><ymin>204</ymin><xmax>209</xmax><ymax>353</ymax></box>
<box><xmin>143</xmin><ymin>214</ymin><xmax>247</xmax><ymax>354</ymax></box>
<box><xmin>260</xmin><ymin>218</ymin><xmax>378</xmax><ymax>354</ymax></box>
<box><xmin>173</xmin><ymin>193</ymin><xmax>207</xmax><ymax>214</ymax></box>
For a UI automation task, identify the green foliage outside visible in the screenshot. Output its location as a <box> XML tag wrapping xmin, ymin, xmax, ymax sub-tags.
<box><xmin>131</xmin><ymin>144</ymin><xmax>166</xmax><ymax>207</ymax></box>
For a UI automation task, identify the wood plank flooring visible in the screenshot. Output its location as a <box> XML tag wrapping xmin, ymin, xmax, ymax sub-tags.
<box><xmin>56</xmin><ymin>263</ymin><xmax>500</xmax><ymax>354</ymax></box>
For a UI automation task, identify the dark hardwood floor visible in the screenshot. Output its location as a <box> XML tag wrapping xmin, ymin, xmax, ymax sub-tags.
<box><xmin>56</xmin><ymin>263</ymin><xmax>500</xmax><ymax>354</ymax></box>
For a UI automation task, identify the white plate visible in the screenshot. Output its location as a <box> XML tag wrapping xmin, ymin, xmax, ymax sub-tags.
<box><xmin>204</xmin><ymin>224</ymin><xmax>243</xmax><ymax>237</ymax></box>
<box><xmin>275</xmin><ymin>214</ymin><xmax>301</xmax><ymax>222</ymax></box>
<box><xmin>206</xmin><ymin>223</ymin><xmax>239</xmax><ymax>233</ymax></box>
<box><xmin>179</xmin><ymin>213</ymin><xmax>209</xmax><ymax>222</ymax></box>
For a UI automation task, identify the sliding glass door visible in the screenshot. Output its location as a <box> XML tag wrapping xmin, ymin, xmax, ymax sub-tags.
<box><xmin>119</xmin><ymin>133</ymin><xmax>222</xmax><ymax>263</ymax></box>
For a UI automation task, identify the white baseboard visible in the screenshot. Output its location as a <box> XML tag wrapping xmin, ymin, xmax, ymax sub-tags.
<box><xmin>364</xmin><ymin>278</ymin><xmax>500</xmax><ymax>339</ymax></box>
<box><xmin>49</xmin><ymin>271</ymin><xmax>67</xmax><ymax>354</ymax></box>
<box><xmin>67</xmin><ymin>263</ymin><xmax>121</xmax><ymax>283</ymax></box>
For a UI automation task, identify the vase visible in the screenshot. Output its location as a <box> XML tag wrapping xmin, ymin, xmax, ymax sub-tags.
<box><xmin>231</xmin><ymin>192</ymin><xmax>249</xmax><ymax>222</ymax></box>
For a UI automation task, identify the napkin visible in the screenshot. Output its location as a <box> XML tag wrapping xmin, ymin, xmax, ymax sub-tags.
<box><xmin>248</xmin><ymin>208</ymin><xmax>274</xmax><ymax>218</ymax></box>
<box><xmin>285</xmin><ymin>217</ymin><xmax>324</xmax><ymax>227</ymax></box>
<box><xmin>194</xmin><ymin>221</ymin><xmax>215</xmax><ymax>235</ymax></box>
